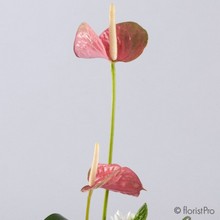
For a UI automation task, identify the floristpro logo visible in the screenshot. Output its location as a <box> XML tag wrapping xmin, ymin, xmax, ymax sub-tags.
<box><xmin>174</xmin><ymin>206</ymin><xmax>215</xmax><ymax>219</ymax></box>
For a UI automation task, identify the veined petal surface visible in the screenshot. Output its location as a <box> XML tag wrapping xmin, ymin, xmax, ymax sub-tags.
<box><xmin>81</xmin><ymin>163</ymin><xmax>145</xmax><ymax>196</ymax></box>
<box><xmin>74</xmin><ymin>23</ymin><xmax>108</xmax><ymax>59</ymax></box>
<box><xmin>100</xmin><ymin>22</ymin><xmax>148</xmax><ymax>62</ymax></box>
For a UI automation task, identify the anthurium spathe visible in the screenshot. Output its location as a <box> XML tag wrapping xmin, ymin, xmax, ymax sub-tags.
<box><xmin>81</xmin><ymin>163</ymin><xmax>145</xmax><ymax>196</ymax></box>
<box><xmin>74</xmin><ymin>22</ymin><xmax>148</xmax><ymax>62</ymax></box>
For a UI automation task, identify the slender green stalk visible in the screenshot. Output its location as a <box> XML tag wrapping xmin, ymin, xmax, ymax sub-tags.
<box><xmin>102</xmin><ymin>190</ymin><xmax>109</xmax><ymax>220</ymax></box>
<box><xmin>108</xmin><ymin>62</ymin><xmax>116</xmax><ymax>164</ymax></box>
<box><xmin>85</xmin><ymin>190</ymin><xmax>93</xmax><ymax>220</ymax></box>
<box><xmin>102</xmin><ymin>62</ymin><xmax>116</xmax><ymax>220</ymax></box>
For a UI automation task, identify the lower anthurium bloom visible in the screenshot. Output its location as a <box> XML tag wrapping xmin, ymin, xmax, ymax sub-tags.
<box><xmin>74</xmin><ymin>22</ymin><xmax>148</xmax><ymax>62</ymax></box>
<box><xmin>81</xmin><ymin>163</ymin><xmax>145</xmax><ymax>196</ymax></box>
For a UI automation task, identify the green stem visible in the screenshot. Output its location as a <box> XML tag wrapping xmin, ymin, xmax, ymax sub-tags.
<box><xmin>102</xmin><ymin>190</ymin><xmax>109</xmax><ymax>220</ymax></box>
<box><xmin>102</xmin><ymin>62</ymin><xmax>116</xmax><ymax>220</ymax></box>
<box><xmin>85</xmin><ymin>190</ymin><xmax>93</xmax><ymax>220</ymax></box>
<box><xmin>108</xmin><ymin>62</ymin><xmax>116</xmax><ymax>164</ymax></box>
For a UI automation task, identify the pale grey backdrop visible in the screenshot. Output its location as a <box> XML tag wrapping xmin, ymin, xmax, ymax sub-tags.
<box><xmin>0</xmin><ymin>0</ymin><xmax>220</xmax><ymax>219</ymax></box>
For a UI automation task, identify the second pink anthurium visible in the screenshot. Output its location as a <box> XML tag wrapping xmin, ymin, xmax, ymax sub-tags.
<box><xmin>74</xmin><ymin>22</ymin><xmax>148</xmax><ymax>62</ymax></box>
<box><xmin>81</xmin><ymin>163</ymin><xmax>145</xmax><ymax>197</ymax></box>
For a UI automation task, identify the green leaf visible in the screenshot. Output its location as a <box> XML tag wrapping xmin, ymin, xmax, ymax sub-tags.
<box><xmin>182</xmin><ymin>216</ymin><xmax>191</xmax><ymax>220</ymax></box>
<box><xmin>133</xmin><ymin>203</ymin><xmax>148</xmax><ymax>220</ymax></box>
<box><xmin>44</xmin><ymin>213</ymin><xmax>68</xmax><ymax>220</ymax></box>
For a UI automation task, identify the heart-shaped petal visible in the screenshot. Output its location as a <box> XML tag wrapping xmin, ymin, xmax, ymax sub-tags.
<box><xmin>100</xmin><ymin>22</ymin><xmax>148</xmax><ymax>62</ymax></box>
<box><xmin>74</xmin><ymin>23</ymin><xmax>108</xmax><ymax>59</ymax></box>
<box><xmin>81</xmin><ymin>163</ymin><xmax>145</xmax><ymax>197</ymax></box>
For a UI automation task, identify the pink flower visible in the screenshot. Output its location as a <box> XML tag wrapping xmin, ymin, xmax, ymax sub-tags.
<box><xmin>81</xmin><ymin>163</ymin><xmax>145</xmax><ymax>197</ymax></box>
<box><xmin>73</xmin><ymin>22</ymin><xmax>148</xmax><ymax>62</ymax></box>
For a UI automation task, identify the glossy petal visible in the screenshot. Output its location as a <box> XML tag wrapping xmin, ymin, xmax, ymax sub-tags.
<box><xmin>73</xmin><ymin>23</ymin><xmax>108</xmax><ymax>59</ymax></box>
<box><xmin>81</xmin><ymin>163</ymin><xmax>145</xmax><ymax>196</ymax></box>
<box><xmin>100</xmin><ymin>22</ymin><xmax>148</xmax><ymax>62</ymax></box>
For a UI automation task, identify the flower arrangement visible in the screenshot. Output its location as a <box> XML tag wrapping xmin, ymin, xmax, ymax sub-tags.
<box><xmin>44</xmin><ymin>3</ymin><xmax>148</xmax><ymax>220</ymax></box>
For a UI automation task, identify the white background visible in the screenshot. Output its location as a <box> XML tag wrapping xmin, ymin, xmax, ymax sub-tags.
<box><xmin>0</xmin><ymin>0</ymin><xmax>220</xmax><ymax>219</ymax></box>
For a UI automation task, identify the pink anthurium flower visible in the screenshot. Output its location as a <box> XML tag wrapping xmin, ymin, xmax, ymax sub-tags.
<box><xmin>74</xmin><ymin>22</ymin><xmax>148</xmax><ymax>62</ymax></box>
<box><xmin>81</xmin><ymin>163</ymin><xmax>145</xmax><ymax>197</ymax></box>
